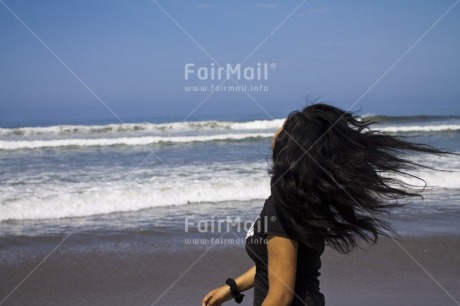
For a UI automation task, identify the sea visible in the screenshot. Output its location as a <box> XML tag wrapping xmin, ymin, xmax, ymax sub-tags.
<box><xmin>0</xmin><ymin>114</ymin><xmax>459</xmax><ymax>245</ymax></box>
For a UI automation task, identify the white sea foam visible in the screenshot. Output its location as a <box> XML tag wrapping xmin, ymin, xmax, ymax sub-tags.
<box><xmin>0</xmin><ymin>119</ymin><xmax>285</xmax><ymax>137</ymax></box>
<box><xmin>381</xmin><ymin>154</ymin><xmax>460</xmax><ymax>189</ymax></box>
<box><xmin>230</xmin><ymin>119</ymin><xmax>285</xmax><ymax>130</ymax></box>
<box><xmin>2</xmin><ymin>118</ymin><xmax>458</xmax><ymax>138</ymax></box>
<box><xmin>387</xmin><ymin>169</ymin><xmax>460</xmax><ymax>190</ymax></box>
<box><xmin>1</xmin><ymin>117</ymin><xmax>459</xmax><ymax>151</ymax></box>
<box><xmin>0</xmin><ymin>164</ymin><xmax>271</xmax><ymax>221</ymax></box>
<box><xmin>1</xmin><ymin>124</ymin><xmax>458</xmax><ymax>151</ymax></box>
<box><xmin>1</xmin><ymin>169</ymin><xmax>458</xmax><ymax>221</ymax></box>
<box><xmin>0</xmin><ymin>133</ymin><xmax>274</xmax><ymax>150</ymax></box>
<box><xmin>378</xmin><ymin>124</ymin><xmax>460</xmax><ymax>133</ymax></box>
<box><xmin>0</xmin><ymin>115</ymin><xmax>458</xmax><ymax>221</ymax></box>
<box><xmin>0</xmin><ymin>154</ymin><xmax>458</xmax><ymax>221</ymax></box>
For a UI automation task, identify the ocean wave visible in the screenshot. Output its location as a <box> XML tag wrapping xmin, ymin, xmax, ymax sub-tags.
<box><xmin>2</xmin><ymin>169</ymin><xmax>458</xmax><ymax>221</ymax></box>
<box><xmin>1</xmin><ymin>125</ymin><xmax>459</xmax><ymax>150</ymax></box>
<box><xmin>1</xmin><ymin>118</ymin><xmax>459</xmax><ymax>151</ymax></box>
<box><xmin>0</xmin><ymin>154</ymin><xmax>458</xmax><ymax>221</ymax></box>
<box><xmin>377</xmin><ymin>124</ymin><xmax>460</xmax><ymax>133</ymax></box>
<box><xmin>0</xmin><ymin>119</ymin><xmax>285</xmax><ymax>137</ymax></box>
<box><xmin>0</xmin><ymin>133</ymin><xmax>273</xmax><ymax>150</ymax></box>
<box><xmin>0</xmin><ymin>176</ymin><xmax>271</xmax><ymax>221</ymax></box>
<box><xmin>1</xmin><ymin>116</ymin><xmax>459</xmax><ymax>138</ymax></box>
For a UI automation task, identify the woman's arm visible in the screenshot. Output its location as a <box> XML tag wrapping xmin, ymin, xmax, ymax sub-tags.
<box><xmin>201</xmin><ymin>265</ymin><xmax>256</xmax><ymax>306</ymax></box>
<box><xmin>262</xmin><ymin>235</ymin><xmax>298</xmax><ymax>306</ymax></box>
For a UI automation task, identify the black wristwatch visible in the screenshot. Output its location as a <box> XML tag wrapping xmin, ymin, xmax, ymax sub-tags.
<box><xmin>225</xmin><ymin>278</ymin><xmax>245</xmax><ymax>304</ymax></box>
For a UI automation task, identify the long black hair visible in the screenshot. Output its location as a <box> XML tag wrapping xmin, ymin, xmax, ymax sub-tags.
<box><xmin>270</xmin><ymin>103</ymin><xmax>450</xmax><ymax>253</ymax></box>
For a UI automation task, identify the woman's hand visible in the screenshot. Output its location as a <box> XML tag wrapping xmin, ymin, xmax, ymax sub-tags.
<box><xmin>201</xmin><ymin>285</ymin><xmax>232</xmax><ymax>306</ymax></box>
<box><xmin>202</xmin><ymin>265</ymin><xmax>255</xmax><ymax>305</ymax></box>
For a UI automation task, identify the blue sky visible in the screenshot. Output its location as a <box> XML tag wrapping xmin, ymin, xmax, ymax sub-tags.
<box><xmin>1</xmin><ymin>0</ymin><xmax>459</xmax><ymax>124</ymax></box>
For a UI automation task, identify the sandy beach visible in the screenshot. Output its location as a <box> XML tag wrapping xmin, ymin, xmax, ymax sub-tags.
<box><xmin>1</xmin><ymin>232</ymin><xmax>459</xmax><ymax>306</ymax></box>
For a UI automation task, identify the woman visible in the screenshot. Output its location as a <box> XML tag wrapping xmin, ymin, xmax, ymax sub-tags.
<box><xmin>202</xmin><ymin>103</ymin><xmax>449</xmax><ymax>306</ymax></box>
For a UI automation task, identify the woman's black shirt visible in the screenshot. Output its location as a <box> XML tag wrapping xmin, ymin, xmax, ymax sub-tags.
<box><xmin>245</xmin><ymin>196</ymin><xmax>325</xmax><ymax>306</ymax></box>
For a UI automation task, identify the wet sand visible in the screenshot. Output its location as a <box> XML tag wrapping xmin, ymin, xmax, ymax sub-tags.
<box><xmin>1</xmin><ymin>233</ymin><xmax>459</xmax><ymax>306</ymax></box>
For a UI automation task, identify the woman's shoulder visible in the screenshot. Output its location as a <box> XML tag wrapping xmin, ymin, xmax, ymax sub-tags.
<box><xmin>260</xmin><ymin>195</ymin><xmax>294</xmax><ymax>240</ymax></box>
<box><xmin>261</xmin><ymin>195</ymin><xmax>326</xmax><ymax>254</ymax></box>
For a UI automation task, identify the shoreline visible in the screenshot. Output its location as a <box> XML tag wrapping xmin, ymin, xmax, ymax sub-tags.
<box><xmin>1</xmin><ymin>233</ymin><xmax>459</xmax><ymax>305</ymax></box>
